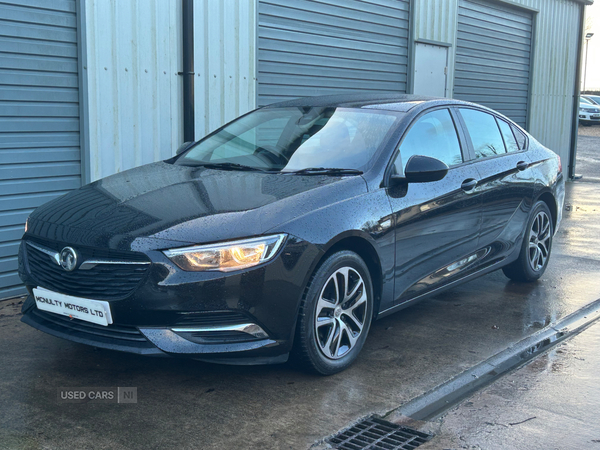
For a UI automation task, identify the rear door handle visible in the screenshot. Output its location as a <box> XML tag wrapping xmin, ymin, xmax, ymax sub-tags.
<box><xmin>516</xmin><ymin>161</ymin><xmax>529</xmax><ymax>171</ymax></box>
<box><xmin>461</xmin><ymin>178</ymin><xmax>478</xmax><ymax>191</ymax></box>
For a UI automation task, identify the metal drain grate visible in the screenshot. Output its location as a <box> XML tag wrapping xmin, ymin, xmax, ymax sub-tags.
<box><xmin>328</xmin><ymin>416</ymin><xmax>432</xmax><ymax>450</ymax></box>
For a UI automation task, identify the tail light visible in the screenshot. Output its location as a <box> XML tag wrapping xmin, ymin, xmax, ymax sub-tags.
<box><xmin>557</xmin><ymin>155</ymin><xmax>562</xmax><ymax>173</ymax></box>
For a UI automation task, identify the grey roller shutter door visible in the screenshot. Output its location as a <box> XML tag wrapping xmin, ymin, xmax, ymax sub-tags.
<box><xmin>258</xmin><ymin>0</ymin><xmax>410</xmax><ymax>107</ymax></box>
<box><xmin>454</xmin><ymin>0</ymin><xmax>533</xmax><ymax>128</ymax></box>
<box><xmin>0</xmin><ymin>0</ymin><xmax>82</xmax><ymax>299</ymax></box>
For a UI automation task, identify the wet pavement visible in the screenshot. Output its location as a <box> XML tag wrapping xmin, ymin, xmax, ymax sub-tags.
<box><xmin>575</xmin><ymin>124</ymin><xmax>600</xmax><ymax>180</ymax></box>
<box><xmin>420</xmin><ymin>320</ymin><xmax>600</xmax><ymax>450</ymax></box>
<box><xmin>0</xmin><ymin>179</ymin><xmax>599</xmax><ymax>450</ymax></box>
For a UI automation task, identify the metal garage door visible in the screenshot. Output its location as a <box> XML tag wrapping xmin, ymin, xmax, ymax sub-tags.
<box><xmin>0</xmin><ymin>0</ymin><xmax>82</xmax><ymax>299</ymax></box>
<box><xmin>257</xmin><ymin>0</ymin><xmax>410</xmax><ymax>106</ymax></box>
<box><xmin>454</xmin><ymin>0</ymin><xmax>533</xmax><ymax>128</ymax></box>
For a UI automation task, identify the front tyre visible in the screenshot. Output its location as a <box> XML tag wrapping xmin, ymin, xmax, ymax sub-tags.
<box><xmin>293</xmin><ymin>251</ymin><xmax>373</xmax><ymax>375</ymax></box>
<box><xmin>502</xmin><ymin>201</ymin><xmax>553</xmax><ymax>282</ymax></box>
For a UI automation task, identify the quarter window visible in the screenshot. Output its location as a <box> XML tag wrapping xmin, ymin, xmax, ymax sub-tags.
<box><xmin>511</xmin><ymin>125</ymin><xmax>527</xmax><ymax>150</ymax></box>
<box><xmin>497</xmin><ymin>119</ymin><xmax>520</xmax><ymax>153</ymax></box>
<box><xmin>460</xmin><ymin>109</ymin><xmax>506</xmax><ymax>158</ymax></box>
<box><xmin>395</xmin><ymin>109</ymin><xmax>463</xmax><ymax>173</ymax></box>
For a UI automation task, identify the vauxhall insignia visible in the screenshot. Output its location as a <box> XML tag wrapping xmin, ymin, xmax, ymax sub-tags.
<box><xmin>59</xmin><ymin>247</ymin><xmax>78</xmax><ymax>271</ymax></box>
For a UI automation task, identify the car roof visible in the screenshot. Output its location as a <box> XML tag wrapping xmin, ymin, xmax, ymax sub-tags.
<box><xmin>261</xmin><ymin>93</ymin><xmax>477</xmax><ymax>113</ymax></box>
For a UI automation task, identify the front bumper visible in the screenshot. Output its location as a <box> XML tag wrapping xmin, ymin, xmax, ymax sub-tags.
<box><xmin>21</xmin><ymin>296</ymin><xmax>287</xmax><ymax>364</ymax></box>
<box><xmin>19</xmin><ymin>235</ymin><xmax>320</xmax><ymax>364</ymax></box>
<box><xmin>579</xmin><ymin>112</ymin><xmax>600</xmax><ymax>122</ymax></box>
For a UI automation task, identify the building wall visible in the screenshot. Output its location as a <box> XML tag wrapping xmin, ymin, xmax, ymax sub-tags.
<box><xmin>0</xmin><ymin>0</ymin><xmax>83</xmax><ymax>299</ymax></box>
<box><xmin>412</xmin><ymin>0</ymin><xmax>459</xmax><ymax>95</ymax></box>
<box><xmin>582</xmin><ymin>1</ymin><xmax>599</xmax><ymax>91</ymax></box>
<box><xmin>83</xmin><ymin>0</ymin><xmax>182</xmax><ymax>182</ymax></box>
<box><xmin>413</xmin><ymin>0</ymin><xmax>581</xmax><ymax>166</ymax></box>
<box><xmin>194</xmin><ymin>0</ymin><xmax>257</xmax><ymax>139</ymax></box>
<box><xmin>82</xmin><ymin>0</ymin><xmax>256</xmax><ymax>183</ymax></box>
<box><xmin>511</xmin><ymin>0</ymin><xmax>580</xmax><ymax>165</ymax></box>
<box><xmin>81</xmin><ymin>0</ymin><xmax>582</xmax><ymax>182</ymax></box>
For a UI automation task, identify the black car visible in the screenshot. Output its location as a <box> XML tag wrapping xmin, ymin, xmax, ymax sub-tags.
<box><xmin>19</xmin><ymin>94</ymin><xmax>564</xmax><ymax>375</ymax></box>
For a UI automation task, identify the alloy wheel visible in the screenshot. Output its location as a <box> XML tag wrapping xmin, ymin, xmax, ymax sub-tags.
<box><xmin>314</xmin><ymin>267</ymin><xmax>368</xmax><ymax>360</ymax></box>
<box><xmin>528</xmin><ymin>210</ymin><xmax>551</xmax><ymax>272</ymax></box>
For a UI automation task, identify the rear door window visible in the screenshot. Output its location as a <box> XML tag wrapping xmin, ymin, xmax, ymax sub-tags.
<box><xmin>459</xmin><ymin>109</ymin><xmax>506</xmax><ymax>158</ymax></box>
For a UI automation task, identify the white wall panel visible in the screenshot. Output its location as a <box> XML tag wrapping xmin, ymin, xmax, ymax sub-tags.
<box><xmin>194</xmin><ymin>0</ymin><xmax>257</xmax><ymax>139</ymax></box>
<box><xmin>413</xmin><ymin>0</ymin><xmax>459</xmax><ymax>96</ymax></box>
<box><xmin>84</xmin><ymin>0</ymin><xmax>182</xmax><ymax>182</ymax></box>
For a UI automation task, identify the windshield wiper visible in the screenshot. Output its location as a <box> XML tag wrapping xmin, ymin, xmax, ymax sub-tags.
<box><xmin>192</xmin><ymin>162</ymin><xmax>276</xmax><ymax>172</ymax></box>
<box><xmin>284</xmin><ymin>167</ymin><xmax>364</xmax><ymax>176</ymax></box>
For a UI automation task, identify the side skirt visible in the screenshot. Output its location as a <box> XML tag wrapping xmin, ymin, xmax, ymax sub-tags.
<box><xmin>376</xmin><ymin>257</ymin><xmax>512</xmax><ymax>320</ymax></box>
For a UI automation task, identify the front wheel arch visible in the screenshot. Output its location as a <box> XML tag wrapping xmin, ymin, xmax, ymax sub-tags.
<box><xmin>316</xmin><ymin>234</ymin><xmax>383</xmax><ymax>319</ymax></box>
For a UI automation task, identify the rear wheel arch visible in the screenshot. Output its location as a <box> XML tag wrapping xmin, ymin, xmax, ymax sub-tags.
<box><xmin>536</xmin><ymin>191</ymin><xmax>557</xmax><ymax>233</ymax></box>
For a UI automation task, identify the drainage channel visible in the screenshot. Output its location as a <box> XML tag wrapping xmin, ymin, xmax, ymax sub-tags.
<box><xmin>317</xmin><ymin>298</ymin><xmax>600</xmax><ymax>450</ymax></box>
<box><xmin>389</xmin><ymin>297</ymin><xmax>600</xmax><ymax>422</ymax></box>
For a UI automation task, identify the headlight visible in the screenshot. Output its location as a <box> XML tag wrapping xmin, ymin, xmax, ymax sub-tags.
<box><xmin>583</xmin><ymin>108</ymin><xmax>598</xmax><ymax>113</ymax></box>
<box><xmin>163</xmin><ymin>234</ymin><xmax>287</xmax><ymax>272</ymax></box>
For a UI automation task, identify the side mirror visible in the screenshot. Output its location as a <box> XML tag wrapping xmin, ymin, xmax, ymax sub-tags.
<box><xmin>176</xmin><ymin>141</ymin><xmax>194</xmax><ymax>155</ymax></box>
<box><xmin>404</xmin><ymin>155</ymin><xmax>449</xmax><ymax>183</ymax></box>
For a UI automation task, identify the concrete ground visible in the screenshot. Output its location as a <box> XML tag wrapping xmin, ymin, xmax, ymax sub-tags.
<box><xmin>576</xmin><ymin>124</ymin><xmax>600</xmax><ymax>180</ymax></box>
<box><xmin>0</xmin><ymin>160</ymin><xmax>599</xmax><ymax>449</ymax></box>
<box><xmin>416</xmin><ymin>126</ymin><xmax>600</xmax><ymax>450</ymax></box>
<box><xmin>420</xmin><ymin>320</ymin><xmax>600</xmax><ymax>450</ymax></box>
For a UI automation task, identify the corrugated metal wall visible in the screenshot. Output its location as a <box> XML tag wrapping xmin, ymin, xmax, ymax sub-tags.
<box><xmin>413</xmin><ymin>0</ymin><xmax>582</xmax><ymax>166</ymax></box>
<box><xmin>454</xmin><ymin>0</ymin><xmax>533</xmax><ymax>128</ymax></box>
<box><xmin>81</xmin><ymin>0</ymin><xmax>580</xmax><ymax>179</ymax></box>
<box><xmin>257</xmin><ymin>0</ymin><xmax>411</xmax><ymax>106</ymax></box>
<box><xmin>511</xmin><ymin>0</ymin><xmax>580</xmax><ymax>166</ymax></box>
<box><xmin>0</xmin><ymin>0</ymin><xmax>82</xmax><ymax>299</ymax></box>
<box><xmin>194</xmin><ymin>0</ymin><xmax>257</xmax><ymax>139</ymax></box>
<box><xmin>83</xmin><ymin>0</ymin><xmax>182</xmax><ymax>182</ymax></box>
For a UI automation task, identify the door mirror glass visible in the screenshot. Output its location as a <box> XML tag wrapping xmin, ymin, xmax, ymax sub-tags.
<box><xmin>403</xmin><ymin>155</ymin><xmax>449</xmax><ymax>183</ymax></box>
<box><xmin>176</xmin><ymin>141</ymin><xmax>194</xmax><ymax>155</ymax></box>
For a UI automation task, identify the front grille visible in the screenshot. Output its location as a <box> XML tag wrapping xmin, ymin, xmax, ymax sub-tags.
<box><xmin>328</xmin><ymin>417</ymin><xmax>432</xmax><ymax>450</ymax></box>
<box><xmin>25</xmin><ymin>240</ymin><xmax>150</xmax><ymax>300</ymax></box>
<box><xmin>31</xmin><ymin>307</ymin><xmax>147</xmax><ymax>342</ymax></box>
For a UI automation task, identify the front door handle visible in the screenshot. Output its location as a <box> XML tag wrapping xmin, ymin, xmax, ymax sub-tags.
<box><xmin>516</xmin><ymin>161</ymin><xmax>529</xmax><ymax>171</ymax></box>
<box><xmin>461</xmin><ymin>178</ymin><xmax>478</xmax><ymax>191</ymax></box>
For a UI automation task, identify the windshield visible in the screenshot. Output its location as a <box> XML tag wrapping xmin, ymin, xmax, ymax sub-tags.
<box><xmin>174</xmin><ymin>107</ymin><xmax>400</xmax><ymax>172</ymax></box>
<box><xmin>585</xmin><ymin>95</ymin><xmax>600</xmax><ymax>105</ymax></box>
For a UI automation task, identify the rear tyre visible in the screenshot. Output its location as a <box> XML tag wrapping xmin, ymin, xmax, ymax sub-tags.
<box><xmin>292</xmin><ymin>251</ymin><xmax>373</xmax><ymax>375</ymax></box>
<box><xmin>502</xmin><ymin>201</ymin><xmax>553</xmax><ymax>282</ymax></box>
